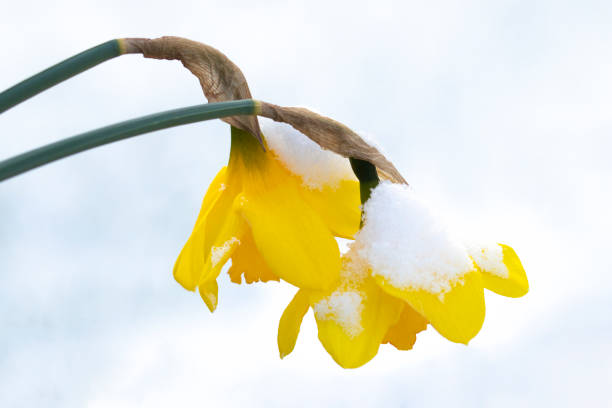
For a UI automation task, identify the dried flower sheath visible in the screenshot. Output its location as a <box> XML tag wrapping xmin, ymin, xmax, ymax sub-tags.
<box><xmin>122</xmin><ymin>36</ymin><xmax>406</xmax><ymax>184</ymax></box>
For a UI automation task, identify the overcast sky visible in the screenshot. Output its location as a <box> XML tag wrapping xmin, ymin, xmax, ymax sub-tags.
<box><xmin>1</xmin><ymin>0</ymin><xmax>611</xmax><ymax>406</ymax></box>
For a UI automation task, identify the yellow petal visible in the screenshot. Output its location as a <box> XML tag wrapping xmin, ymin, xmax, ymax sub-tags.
<box><xmin>383</xmin><ymin>303</ymin><xmax>428</xmax><ymax>350</ymax></box>
<box><xmin>277</xmin><ymin>289</ymin><xmax>311</xmax><ymax>359</ymax></box>
<box><xmin>199</xmin><ymin>279</ymin><xmax>218</xmax><ymax>312</ymax></box>
<box><xmin>237</xmin><ymin>171</ymin><xmax>341</xmax><ymax>290</ymax></box>
<box><xmin>228</xmin><ymin>226</ymin><xmax>279</xmax><ymax>284</ymax></box>
<box><xmin>299</xmin><ymin>179</ymin><xmax>361</xmax><ymax>239</ymax></box>
<box><xmin>479</xmin><ymin>244</ymin><xmax>529</xmax><ymax>298</ymax></box>
<box><xmin>198</xmin><ymin>167</ymin><xmax>228</xmax><ymax>218</ymax></box>
<box><xmin>312</xmin><ymin>279</ymin><xmax>403</xmax><ymax>368</ymax></box>
<box><xmin>201</xmin><ymin>196</ymin><xmax>247</xmax><ymax>283</ymax></box>
<box><xmin>202</xmin><ymin>184</ymin><xmax>240</xmax><ymax>265</ymax></box>
<box><xmin>375</xmin><ymin>270</ymin><xmax>485</xmax><ymax>344</ymax></box>
<box><xmin>194</xmin><ymin>196</ymin><xmax>246</xmax><ymax>312</ymax></box>
<box><xmin>173</xmin><ymin>167</ymin><xmax>227</xmax><ymax>291</ymax></box>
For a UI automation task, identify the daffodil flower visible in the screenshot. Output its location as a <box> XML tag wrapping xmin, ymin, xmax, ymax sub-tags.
<box><xmin>372</xmin><ymin>242</ymin><xmax>528</xmax><ymax>345</ymax></box>
<box><xmin>173</xmin><ymin>125</ymin><xmax>361</xmax><ymax>311</ymax></box>
<box><xmin>278</xmin><ymin>250</ymin><xmax>428</xmax><ymax>368</ymax></box>
<box><xmin>278</xmin><ymin>181</ymin><xmax>529</xmax><ymax>368</ymax></box>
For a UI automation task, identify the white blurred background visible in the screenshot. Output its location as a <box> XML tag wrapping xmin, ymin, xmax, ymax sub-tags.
<box><xmin>1</xmin><ymin>0</ymin><xmax>611</xmax><ymax>406</ymax></box>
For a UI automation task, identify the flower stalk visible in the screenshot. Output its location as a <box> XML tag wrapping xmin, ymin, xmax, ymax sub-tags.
<box><xmin>349</xmin><ymin>157</ymin><xmax>380</xmax><ymax>204</ymax></box>
<box><xmin>0</xmin><ymin>36</ymin><xmax>404</xmax><ymax>185</ymax></box>
<box><xmin>0</xmin><ymin>99</ymin><xmax>256</xmax><ymax>182</ymax></box>
<box><xmin>0</xmin><ymin>39</ymin><xmax>125</xmax><ymax>114</ymax></box>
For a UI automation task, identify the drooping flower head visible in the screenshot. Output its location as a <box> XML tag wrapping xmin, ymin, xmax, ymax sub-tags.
<box><xmin>278</xmin><ymin>181</ymin><xmax>529</xmax><ymax>368</ymax></box>
<box><xmin>173</xmin><ymin>124</ymin><xmax>361</xmax><ymax>311</ymax></box>
<box><xmin>278</xmin><ymin>246</ymin><xmax>428</xmax><ymax>368</ymax></box>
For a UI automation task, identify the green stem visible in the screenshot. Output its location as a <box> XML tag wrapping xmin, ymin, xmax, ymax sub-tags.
<box><xmin>0</xmin><ymin>39</ymin><xmax>124</xmax><ymax>114</ymax></box>
<box><xmin>349</xmin><ymin>158</ymin><xmax>380</xmax><ymax>227</ymax></box>
<box><xmin>0</xmin><ymin>100</ymin><xmax>256</xmax><ymax>182</ymax></box>
<box><xmin>349</xmin><ymin>158</ymin><xmax>380</xmax><ymax>205</ymax></box>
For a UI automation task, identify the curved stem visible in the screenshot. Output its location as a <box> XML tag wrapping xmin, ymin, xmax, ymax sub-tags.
<box><xmin>0</xmin><ymin>100</ymin><xmax>256</xmax><ymax>182</ymax></box>
<box><xmin>0</xmin><ymin>39</ymin><xmax>124</xmax><ymax>114</ymax></box>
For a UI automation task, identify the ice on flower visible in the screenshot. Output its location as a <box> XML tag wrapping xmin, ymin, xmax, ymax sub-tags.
<box><xmin>210</xmin><ymin>237</ymin><xmax>240</xmax><ymax>267</ymax></box>
<box><xmin>339</xmin><ymin>244</ymin><xmax>370</xmax><ymax>283</ymax></box>
<box><xmin>261</xmin><ymin>118</ymin><xmax>357</xmax><ymax>190</ymax></box>
<box><xmin>356</xmin><ymin>181</ymin><xmax>473</xmax><ymax>295</ymax></box>
<box><xmin>465</xmin><ymin>242</ymin><xmax>508</xmax><ymax>278</ymax></box>
<box><xmin>314</xmin><ymin>290</ymin><xmax>364</xmax><ymax>338</ymax></box>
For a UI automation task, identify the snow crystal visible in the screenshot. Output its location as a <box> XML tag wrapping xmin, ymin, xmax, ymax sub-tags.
<box><xmin>336</xmin><ymin>237</ymin><xmax>353</xmax><ymax>255</ymax></box>
<box><xmin>314</xmin><ymin>290</ymin><xmax>364</xmax><ymax>338</ymax></box>
<box><xmin>260</xmin><ymin>117</ymin><xmax>356</xmax><ymax>190</ymax></box>
<box><xmin>210</xmin><ymin>237</ymin><xmax>240</xmax><ymax>267</ymax></box>
<box><xmin>466</xmin><ymin>242</ymin><xmax>508</xmax><ymax>278</ymax></box>
<box><xmin>340</xmin><ymin>243</ymin><xmax>370</xmax><ymax>284</ymax></box>
<box><xmin>356</xmin><ymin>181</ymin><xmax>473</xmax><ymax>295</ymax></box>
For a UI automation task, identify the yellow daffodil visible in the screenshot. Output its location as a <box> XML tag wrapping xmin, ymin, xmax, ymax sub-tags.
<box><xmin>278</xmin><ymin>252</ymin><xmax>428</xmax><ymax>368</ymax></box>
<box><xmin>278</xmin><ymin>181</ymin><xmax>529</xmax><ymax>368</ymax></box>
<box><xmin>373</xmin><ymin>242</ymin><xmax>528</xmax><ymax>345</ymax></box>
<box><xmin>173</xmin><ymin>126</ymin><xmax>361</xmax><ymax>311</ymax></box>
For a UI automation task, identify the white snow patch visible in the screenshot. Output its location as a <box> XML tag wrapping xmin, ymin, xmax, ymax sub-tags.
<box><xmin>210</xmin><ymin>238</ymin><xmax>240</xmax><ymax>267</ymax></box>
<box><xmin>466</xmin><ymin>242</ymin><xmax>508</xmax><ymax>278</ymax></box>
<box><xmin>356</xmin><ymin>181</ymin><xmax>473</xmax><ymax>295</ymax></box>
<box><xmin>260</xmin><ymin>118</ymin><xmax>356</xmax><ymax>190</ymax></box>
<box><xmin>314</xmin><ymin>290</ymin><xmax>364</xmax><ymax>338</ymax></box>
<box><xmin>340</xmin><ymin>243</ymin><xmax>370</xmax><ymax>284</ymax></box>
<box><xmin>336</xmin><ymin>237</ymin><xmax>353</xmax><ymax>255</ymax></box>
<box><xmin>203</xmin><ymin>292</ymin><xmax>217</xmax><ymax>307</ymax></box>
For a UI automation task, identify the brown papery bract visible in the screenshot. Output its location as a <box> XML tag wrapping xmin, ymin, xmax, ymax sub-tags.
<box><xmin>123</xmin><ymin>36</ymin><xmax>262</xmax><ymax>144</ymax></box>
<box><xmin>122</xmin><ymin>36</ymin><xmax>406</xmax><ymax>184</ymax></box>
<box><xmin>256</xmin><ymin>102</ymin><xmax>406</xmax><ymax>184</ymax></box>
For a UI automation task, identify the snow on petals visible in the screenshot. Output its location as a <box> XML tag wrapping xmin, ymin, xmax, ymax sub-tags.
<box><xmin>210</xmin><ymin>237</ymin><xmax>240</xmax><ymax>267</ymax></box>
<box><xmin>356</xmin><ymin>181</ymin><xmax>474</xmax><ymax>296</ymax></box>
<box><xmin>466</xmin><ymin>242</ymin><xmax>509</xmax><ymax>278</ymax></box>
<box><xmin>261</xmin><ymin>118</ymin><xmax>356</xmax><ymax>190</ymax></box>
<box><xmin>314</xmin><ymin>290</ymin><xmax>364</xmax><ymax>338</ymax></box>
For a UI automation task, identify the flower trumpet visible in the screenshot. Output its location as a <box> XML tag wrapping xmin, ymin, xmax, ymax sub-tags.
<box><xmin>173</xmin><ymin>125</ymin><xmax>362</xmax><ymax>311</ymax></box>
